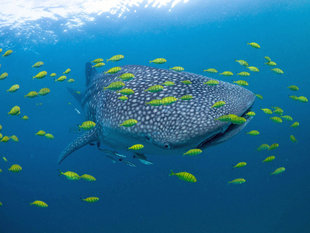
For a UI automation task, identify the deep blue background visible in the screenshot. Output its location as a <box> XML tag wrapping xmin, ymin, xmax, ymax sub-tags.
<box><xmin>1</xmin><ymin>1</ymin><xmax>310</xmax><ymax>233</ymax></box>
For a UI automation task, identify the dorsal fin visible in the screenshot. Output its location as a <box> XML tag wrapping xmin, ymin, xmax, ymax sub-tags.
<box><xmin>58</xmin><ymin>128</ymin><xmax>98</xmax><ymax>164</ymax></box>
<box><xmin>85</xmin><ymin>62</ymin><xmax>97</xmax><ymax>86</ymax></box>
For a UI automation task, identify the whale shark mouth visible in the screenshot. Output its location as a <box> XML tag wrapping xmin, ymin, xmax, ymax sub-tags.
<box><xmin>196</xmin><ymin>106</ymin><xmax>254</xmax><ymax>149</ymax></box>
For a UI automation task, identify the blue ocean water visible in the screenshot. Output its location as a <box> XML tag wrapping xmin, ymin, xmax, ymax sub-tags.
<box><xmin>1</xmin><ymin>1</ymin><xmax>310</xmax><ymax>232</ymax></box>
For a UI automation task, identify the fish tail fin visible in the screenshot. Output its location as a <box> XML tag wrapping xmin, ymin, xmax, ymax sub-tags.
<box><xmin>58</xmin><ymin>128</ymin><xmax>98</xmax><ymax>164</ymax></box>
<box><xmin>149</xmin><ymin>61</ymin><xmax>152</xmax><ymax>63</ymax></box>
<box><xmin>32</xmin><ymin>76</ymin><xmax>35</xmax><ymax>79</ymax></box>
<box><xmin>169</xmin><ymin>170</ymin><xmax>175</xmax><ymax>176</ymax></box>
<box><xmin>58</xmin><ymin>169</ymin><xmax>63</xmax><ymax>176</ymax></box>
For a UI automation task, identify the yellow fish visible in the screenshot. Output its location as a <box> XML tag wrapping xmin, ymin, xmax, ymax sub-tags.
<box><xmin>38</xmin><ymin>88</ymin><xmax>50</xmax><ymax>96</ymax></box>
<box><xmin>1</xmin><ymin>136</ymin><xmax>10</xmax><ymax>142</ymax></box>
<box><xmin>261</xmin><ymin>108</ymin><xmax>273</xmax><ymax>114</ymax></box>
<box><xmin>33</xmin><ymin>71</ymin><xmax>47</xmax><ymax>79</ymax></box>
<box><xmin>211</xmin><ymin>101</ymin><xmax>226</xmax><ymax>108</ymax></box>
<box><xmin>30</xmin><ymin>200</ymin><xmax>48</xmax><ymax>208</ymax></box>
<box><xmin>290</xmin><ymin>122</ymin><xmax>299</xmax><ymax>128</ymax></box>
<box><xmin>263</xmin><ymin>156</ymin><xmax>275</xmax><ymax>163</ymax></box>
<box><xmin>181</xmin><ymin>80</ymin><xmax>192</xmax><ymax>85</ymax></box>
<box><xmin>105</xmin><ymin>67</ymin><xmax>122</xmax><ymax>74</ymax></box>
<box><xmin>32</xmin><ymin>61</ymin><xmax>44</xmax><ymax>68</ymax></box>
<box><xmin>220</xmin><ymin>71</ymin><xmax>233</xmax><ymax>76</ymax></box>
<box><xmin>118</xmin><ymin>73</ymin><xmax>135</xmax><ymax>81</ymax></box>
<box><xmin>80</xmin><ymin>174</ymin><xmax>96</xmax><ymax>182</ymax></box>
<box><xmin>270</xmin><ymin>116</ymin><xmax>283</xmax><ymax>123</ymax></box>
<box><xmin>120</xmin><ymin>119</ymin><xmax>138</xmax><ymax>127</ymax></box>
<box><xmin>45</xmin><ymin>133</ymin><xmax>54</xmax><ymax>139</ymax></box>
<box><xmin>8</xmin><ymin>164</ymin><xmax>22</xmax><ymax>173</ymax></box>
<box><xmin>246</xmin><ymin>130</ymin><xmax>259</xmax><ymax>136</ymax></box>
<box><xmin>3</xmin><ymin>49</ymin><xmax>13</xmax><ymax>57</ymax></box>
<box><xmin>104</xmin><ymin>81</ymin><xmax>125</xmax><ymax>90</ymax></box>
<box><xmin>271</xmin><ymin>68</ymin><xmax>284</xmax><ymax>74</ymax></box>
<box><xmin>21</xmin><ymin>115</ymin><xmax>29</xmax><ymax>120</ymax></box>
<box><xmin>288</xmin><ymin>85</ymin><xmax>299</xmax><ymax>91</ymax></box>
<box><xmin>82</xmin><ymin>196</ymin><xmax>99</xmax><ymax>203</ymax></box>
<box><xmin>150</xmin><ymin>58</ymin><xmax>167</xmax><ymax>64</ymax></box>
<box><xmin>2</xmin><ymin>157</ymin><xmax>8</xmax><ymax>162</ymax></box>
<box><xmin>247</xmin><ymin>42</ymin><xmax>260</xmax><ymax>48</ymax></box>
<box><xmin>271</xmin><ymin>167</ymin><xmax>285</xmax><ymax>175</ymax></box>
<box><xmin>162</xmin><ymin>81</ymin><xmax>175</xmax><ymax>86</ymax></box>
<box><xmin>24</xmin><ymin>91</ymin><xmax>38</xmax><ymax>98</ymax></box>
<box><xmin>92</xmin><ymin>62</ymin><xmax>105</xmax><ymax>68</ymax></box>
<box><xmin>50</xmin><ymin>73</ymin><xmax>56</xmax><ymax>77</ymax></box>
<box><xmin>170</xmin><ymin>66</ymin><xmax>184</xmax><ymax>71</ymax></box>
<box><xmin>8</xmin><ymin>106</ymin><xmax>21</xmax><ymax>115</ymax></box>
<box><xmin>92</xmin><ymin>58</ymin><xmax>103</xmax><ymax>63</ymax></box>
<box><xmin>145</xmin><ymin>85</ymin><xmax>164</xmax><ymax>93</ymax></box>
<box><xmin>146</xmin><ymin>99</ymin><xmax>162</xmax><ymax>106</ymax></box>
<box><xmin>118</xmin><ymin>96</ymin><xmax>128</xmax><ymax>101</ymax></box>
<box><xmin>117</xmin><ymin>88</ymin><xmax>134</xmax><ymax>95</ymax></box>
<box><xmin>169</xmin><ymin>170</ymin><xmax>197</xmax><ymax>183</ymax></box>
<box><xmin>59</xmin><ymin>170</ymin><xmax>80</xmax><ymax>180</ymax></box>
<box><xmin>63</xmin><ymin>68</ymin><xmax>71</xmax><ymax>74</ymax></box>
<box><xmin>180</xmin><ymin>95</ymin><xmax>193</xmax><ymax>101</ymax></box>
<box><xmin>68</xmin><ymin>78</ymin><xmax>75</xmax><ymax>83</ymax></box>
<box><xmin>233</xmin><ymin>162</ymin><xmax>247</xmax><ymax>168</ymax></box>
<box><xmin>204</xmin><ymin>80</ymin><xmax>219</xmax><ymax>86</ymax></box>
<box><xmin>257</xmin><ymin>144</ymin><xmax>269</xmax><ymax>151</ymax></box>
<box><xmin>0</xmin><ymin>72</ymin><xmax>8</xmax><ymax>80</ymax></box>
<box><xmin>79</xmin><ymin>121</ymin><xmax>96</xmax><ymax>130</ymax></box>
<box><xmin>237</xmin><ymin>72</ymin><xmax>250</xmax><ymax>77</ymax></box>
<box><xmin>128</xmin><ymin>144</ymin><xmax>144</xmax><ymax>150</ymax></box>
<box><xmin>35</xmin><ymin>130</ymin><xmax>46</xmax><ymax>136</ymax></box>
<box><xmin>256</xmin><ymin>94</ymin><xmax>263</xmax><ymax>100</ymax></box>
<box><xmin>228</xmin><ymin>178</ymin><xmax>246</xmax><ymax>184</ymax></box>
<box><xmin>235</xmin><ymin>60</ymin><xmax>249</xmax><ymax>66</ymax></box>
<box><xmin>233</xmin><ymin>80</ymin><xmax>248</xmax><ymax>86</ymax></box>
<box><xmin>161</xmin><ymin>96</ymin><xmax>178</xmax><ymax>105</ymax></box>
<box><xmin>269</xmin><ymin>143</ymin><xmax>279</xmax><ymax>150</ymax></box>
<box><xmin>183</xmin><ymin>149</ymin><xmax>202</xmax><ymax>156</ymax></box>
<box><xmin>107</xmin><ymin>54</ymin><xmax>124</xmax><ymax>62</ymax></box>
<box><xmin>203</xmin><ymin>68</ymin><xmax>218</xmax><ymax>73</ymax></box>
<box><xmin>10</xmin><ymin>135</ymin><xmax>19</xmax><ymax>142</ymax></box>
<box><xmin>55</xmin><ymin>75</ymin><xmax>67</xmax><ymax>82</ymax></box>
<box><xmin>7</xmin><ymin>84</ymin><xmax>20</xmax><ymax>92</ymax></box>
<box><xmin>289</xmin><ymin>135</ymin><xmax>297</xmax><ymax>143</ymax></box>
<box><xmin>247</xmin><ymin>66</ymin><xmax>259</xmax><ymax>72</ymax></box>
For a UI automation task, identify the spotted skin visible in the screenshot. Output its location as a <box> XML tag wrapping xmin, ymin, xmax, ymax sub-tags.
<box><xmin>59</xmin><ymin>63</ymin><xmax>255</xmax><ymax>164</ymax></box>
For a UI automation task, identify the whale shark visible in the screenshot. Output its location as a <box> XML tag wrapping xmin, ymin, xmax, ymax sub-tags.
<box><xmin>58</xmin><ymin>63</ymin><xmax>255</xmax><ymax>164</ymax></box>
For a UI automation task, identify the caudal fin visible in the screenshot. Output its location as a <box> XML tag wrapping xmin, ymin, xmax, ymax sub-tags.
<box><xmin>169</xmin><ymin>170</ymin><xmax>175</xmax><ymax>176</ymax></box>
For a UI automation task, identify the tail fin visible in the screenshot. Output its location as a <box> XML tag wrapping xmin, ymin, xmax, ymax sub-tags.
<box><xmin>169</xmin><ymin>170</ymin><xmax>175</xmax><ymax>176</ymax></box>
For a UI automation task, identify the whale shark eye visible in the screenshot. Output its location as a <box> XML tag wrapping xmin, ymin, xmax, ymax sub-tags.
<box><xmin>164</xmin><ymin>143</ymin><xmax>170</xmax><ymax>149</ymax></box>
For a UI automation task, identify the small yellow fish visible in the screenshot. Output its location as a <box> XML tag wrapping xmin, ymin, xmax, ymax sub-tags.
<box><xmin>290</xmin><ymin>122</ymin><xmax>299</xmax><ymax>128</ymax></box>
<box><xmin>216</xmin><ymin>114</ymin><xmax>235</xmax><ymax>122</ymax></box>
<box><xmin>270</xmin><ymin>116</ymin><xmax>283</xmax><ymax>123</ymax></box>
<box><xmin>0</xmin><ymin>133</ymin><xmax>2</xmax><ymax>139</ymax></box>
<box><xmin>261</xmin><ymin>108</ymin><xmax>273</xmax><ymax>114</ymax></box>
<box><xmin>128</xmin><ymin>144</ymin><xmax>144</xmax><ymax>150</ymax></box>
<box><xmin>92</xmin><ymin>62</ymin><xmax>105</xmax><ymax>68</ymax></box>
<box><xmin>63</xmin><ymin>68</ymin><xmax>71</xmax><ymax>74</ymax></box>
<box><xmin>271</xmin><ymin>68</ymin><xmax>284</xmax><ymax>74</ymax></box>
<box><xmin>33</xmin><ymin>71</ymin><xmax>47</xmax><ymax>79</ymax></box>
<box><xmin>2</xmin><ymin>157</ymin><xmax>8</xmax><ymax>162</ymax></box>
<box><xmin>220</xmin><ymin>71</ymin><xmax>233</xmax><ymax>76</ymax></box>
<box><xmin>170</xmin><ymin>66</ymin><xmax>184</xmax><ymax>71</ymax></box>
<box><xmin>256</xmin><ymin>94</ymin><xmax>263</xmax><ymax>100</ymax></box>
<box><xmin>146</xmin><ymin>99</ymin><xmax>162</xmax><ymax>106</ymax></box>
<box><xmin>80</xmin><ymin>174</ymin><xmax>96</xmax><ymax>182</ymax></box>
<box><xmin>204</xmin><ymin>80</ymin><xmax>219</xmax><ymax>86</ymax></box>
<box><xmin>32</xmin><ymin>61</ymin><xmax>44</xmax><ymax>68</ymax></box>
<box><xmin>118</xmin><ymin>73</ymin><xmax>135</xmax><ymax>81</ymax></box>
<box><xmin>183</xmin><ymin>149</ymin><xmax>202</xmax><ymax>156</ymax></box>
<box><xmin>233</xmin><ymin>80</ymin><xmax>248</xmax><ymax>86</ymax></box>
<box><xmin>289</xmin><ymin>135</ymin><xmax>297</xmax><ymax>143</ymax></box>
<box><xmin>271</xmin><ymin>167</ymin><xmax>285</xmax><ymax>175</ymax></box>
<box><xmin>297</xmin><ymin>96</ymin><xmax>308</xmax><ymax>103</ymax></box>
<box><xmin>3</xmin><ymin>50</ymin><xmax>13</xmax><ymax>57</ymax></box>
<box><xmin>0</xmin><ymin>124</ymin><xmax>2</xmax><ymax>131</ymax></box>
<box><xmin>288</xmin><ymin>85</ymin><xmax>299</xmax><ymax>91</ymax></box>
<box><xmin>161</xmin><ymin>96</ymin><xmax>178</xmax><ymax>105</ymax></box>
<box><xmin>281</xmin><ymin>115</ymin><xmax>293</xmax><ymax>121</ymax></box>
<box><xmin>8</xmin><ymin>106</ymin><xmax>21</xmax><ymax>115</ymax></box>
<box><xmin>120</xmin><ymin>119</ymin><xmax>138</xmax><ymax>127</ymax></box>
<box><xmin>82</xmin><ymin>196</ymin><xmax>99</xmax><ymax>203</ymax></box>
<box><xmin>7</xmin><ymin>84</ymin><xmax>20</xmax><ymax>92</ymax></box>
<box><xmin>10</xmin><ymin>135</ymin><xmax>19</xmax><ymax>142</ymax></box>
<box><xmin>104</xmin><ymin>81</ymin><xmax>125</xmax><ymax>90</ymax></box>
<box><xmin>246</xmin><ymin>111</ymin><xmax>256</xmax><ymax>116</ymax></box>
<box><xmin>230</xmin><ymin>115</ymin><xmax>246</xmax><ymax>124</ymax></box>
<box><xmin>257</xmin><ymin>144</ymin><xmax>269</xmax><ymax>151</ymax></box>
<box><xmin>118</xmin><ymin>96</ymin><xmax>128</xmax><ymax>101</ymax></box>
<box><xmin>237</xmin><ymin>72</ymin><xmax>250</xmax><ymax>77</ymax></box>
<box><xmin>24</xmin><ymin>91</ymin><xmax>38</xmax><ymax>98</ymax></box>
<box><xmin>1</xmin><ymin>136</ymin><xmax>10</xmax><ymax>142</ymax></box>
<box><xmin>269</xmin><ymin>143</ymin><xmax>279</xmax><ymax>150</ymax></box>
<box><xmin>179</xmin><ymin>95</ymin><xmax>193</xmax><ymax>101</ymax></box>
<box><xmin>246</xmin><ymin>130</ymin><xmax>260</xmax><ymax>136</ymax></box>
<box><xmin>59</xmin><ymin>170</ymin><xmax>80</xmax><ymax>180</ymax></box>
<box><xmin>235</xmin><ymin>60</ymin><xmax>249</xmax><ymax>66</ymax></box>
<box><xmin>162</xmin><ymin>81</ymin><xmax>175</xmax><ymax>86</ymax></box>
<box><xmin>105</xmin><ymin>67</ymin><xmax>122</xmax><ymax>74</ymax></box>
<box><xmin>55</xmin><ymin>75</ymin><xmax>67</xmax><ymax>82</ymax></box>
<box><xmin>79</xmin><ymin>121</ymin><xmax>96</xmax><ymax>130</ymax></box>
<box><xmin>68</xmin><ymin>78</ymin><xmax>75</xmax><ymax>83</ymax></box>
<box><xmin>92</xmin><ymin>58</ymin><xmax>103</xmax><ymax>63</ymax></box>
<box><xmin>181</xmin><ymin>80</ymin><xmax>192</xmax><ymax>85</ymax></box>
<box><xmin>50</xmin><ymin>73</ymin><xmax>56</xmax><ymax>77</ymax></box>
<box><xmin>247</xmin><ymin>66</ymin><xmax>259</xmax><ymax>72</ymax></box>
<box><xmin>272</xmin><ymin>107</ymin><xmax>284</xmax><ymax>115</ymax></box>
<box><xmin>8</xmin><ymin>164</ymin><xmax>22</xmax><ymax>173</ymax></box>
<box><xmin>30</xmin><ymin>200</ymin><xmax>48</xmax><ymax>208</ymax></box>
<box><xmin>150</xmin><ymin>58</ymin><xmax>167</xmax><ymax>64</ymax></box>
<box><xmin>21</xmin><ymin>115</ymin><xmax>29</xmax><ymax>120</ymax></box>
<box><xmin>45</xmin><ymin>133</ymin><xmax>54</xmax><ymax>139</ymax></box>
<box><xmin>265</xmin><ymin>61</ymin><xmax>277</xmax><ymax>66</ymax></box>
<box><xmin>233</xmin><ymin>162</ymin><xmax>247</xmax><ymax>168</ymax></box>
<box><xmin>203</xmin><ymin>68</ymin><xmax>218</xmax><ymax>73</ymax></box>
<box><xmin>35</xmin><ymin>130</ymin><xmax>46</xmax><ymax>136</ymax></box>
<box><xmin>0</xmin><ymin>72</ymin><xmax>8</xmax><ymax>80</ymax></box>
<box><xmin>38</xmin><ymin>88</ymin><xmax>50</xmax><ymax>96</ymax></box>
<box><xmin>263</xmin><ymin>156</ymin><xmax>275</xmax><ymax>163</ymax></box>
<box><xmin>228</xmin><ymin>178</ymin><xmax>246</xmax><ymax>184</ymax></box>
<box><xmin>247</xmin><ymin>42</ymin><xmax>260</xmax><ymax>48</ymax></box>
<box><xmin>145</xmin><ymin>85</ymin><xmax>164</xmax><ymax>93</ymax></box>
<box><xmin>169</xmin><ymin>170</ymin><xmax>197</xmax><ymax>183</ymax></box>
<box><xmin>107</xmin><ymin>54</ymin><xmax>124</xmax><ymax>62</ymax></box>
<box><xmin>211</xmin><ymin>101</ymin><xmax>226</xmax><ymax>108</ymax></box>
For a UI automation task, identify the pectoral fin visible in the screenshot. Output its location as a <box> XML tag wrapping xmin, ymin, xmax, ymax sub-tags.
<box><xmin>58</xmin><ymin>128</ymin><xmax>97</xmax><ymax>164</ymax></box>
